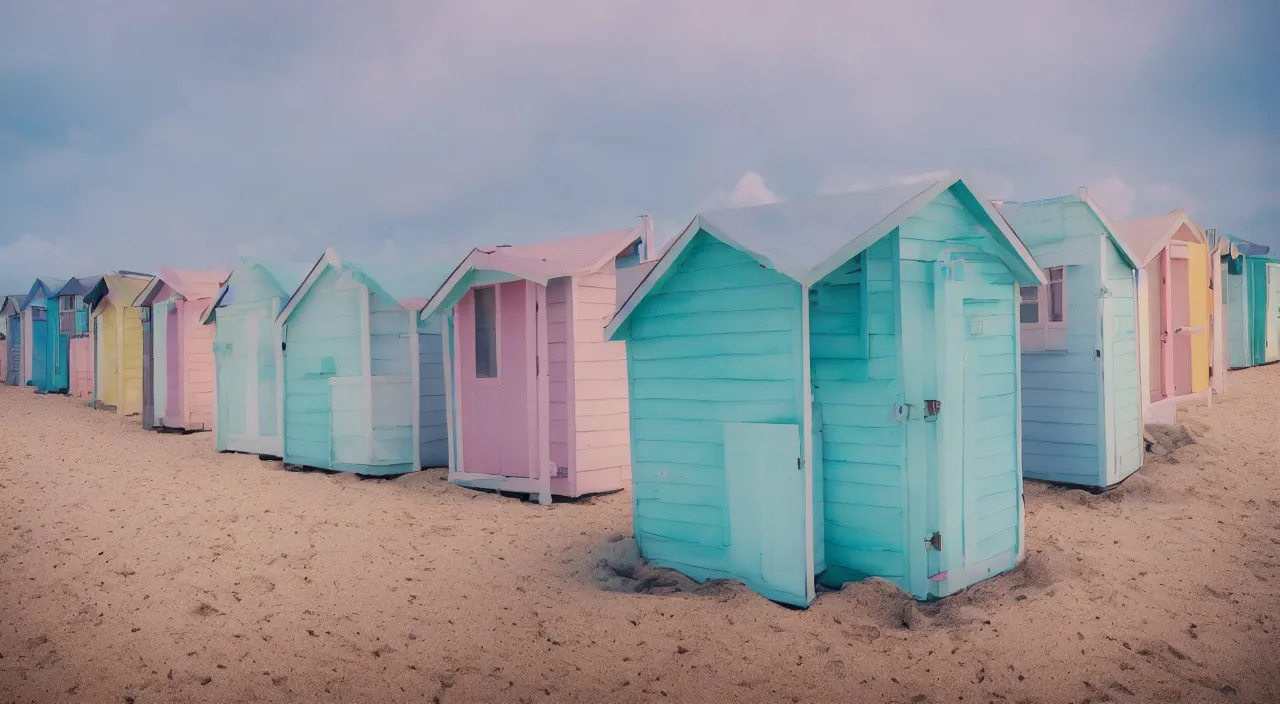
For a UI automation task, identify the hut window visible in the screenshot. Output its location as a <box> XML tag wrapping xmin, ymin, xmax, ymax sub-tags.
<box><xmin>59</xmin><ymin>297</ymin><xmax>77</xmax><ymax>334</ymax></box>
<box><xmin>1021</xmin><ymin>266</ymin><xmax>1067</xmax><ymax>352</ymax></box>
<box><xmin>474</xmin><ymin>286</ymin><xmax>498</xmax><ymax>378</ymax></box>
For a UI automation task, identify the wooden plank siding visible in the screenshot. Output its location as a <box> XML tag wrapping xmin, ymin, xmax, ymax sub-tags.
<box><xmin>571</xmin><ymin>264</ymin><xmax>631</xmax><ymax>495</ymax></box>
<box><xmin>1103</xmin><ymin>236</ymin><xmax>1144</xmax><ymax>483</ymax></box>
<box><xmin>624</xmin><ymin>233</ymin><xmax>803</xmax><ymax>583</ymax></box>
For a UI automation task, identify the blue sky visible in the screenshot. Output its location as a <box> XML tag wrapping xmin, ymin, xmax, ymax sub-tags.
<box><xmin>1</xmin><ymin>0</ymin><xmax>1277</xmax><ymax>294</ymax></box>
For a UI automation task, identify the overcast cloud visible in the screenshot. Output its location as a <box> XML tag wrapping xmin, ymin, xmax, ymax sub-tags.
<box><xmin>1</xmin><ymin>0</ymin><xmax>1277</xmax><ymax>292</ymax></box>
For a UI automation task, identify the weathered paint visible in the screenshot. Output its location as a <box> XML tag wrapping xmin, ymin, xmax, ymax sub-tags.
<box><xmin>2</xmin><ymin>295</ymin><xmax>24</xmax><ymax>386</ymax></box>
<box><xmin>607</xmin><ymin>175</ymin><xmax>1044</xmax><ymax>606</ymax></box>
<box><xmin>278</xmin><ymin>250</ymin><xmax>448</xmax><ymax>476</ymax></box>
<box><xmin>419</xmin><ymin>224</ymin><xmax>646</xmax><ymax>500</ymax></box>
<box><xmin>995</xmin><ymin>194</ymin><xmax>1143</xmax><ymax>488</ymax></box>
<box><xmin>204</xmin><ymin>258</ymin><xmax>308</xmax><ymax>456</ymax></box>
<box><xmin>85</xmin><ymin>274</ymin><xmax>151</xmax><ymax>416</ymax></box>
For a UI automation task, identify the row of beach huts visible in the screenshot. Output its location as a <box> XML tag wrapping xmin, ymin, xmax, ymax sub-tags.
<box><xmin>2</xmin><ymin>173</ymin><xmax>1277</xmax><ymax>608</ymax></box>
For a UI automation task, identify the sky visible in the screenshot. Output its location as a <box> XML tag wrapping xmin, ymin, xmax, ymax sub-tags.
<box><xmin>1</xmin><ymin>0</ymin><xmax>1278</xmax><ymax>294</ymax></box>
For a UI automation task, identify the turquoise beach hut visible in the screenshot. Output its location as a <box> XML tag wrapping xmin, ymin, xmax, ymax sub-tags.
<box><xmin>276</xmin><ymin>249</ymin><xmax>452</xmax><ymax>475</ymax></box>
<box><xmin>2</xmin><ymin>295</ymin><xmax>24</xmax><ymax>385</ymax></box>
<box><xmin>1218</xmin><ymin>235</ymin><xmax>1280</xmax><ymax>369</ymax></box>
<box><xmin>201</xmin><ymin>258</ymin><xmax>309</xmax><ymax>457</ymax></box>
<box><xmin>606</xmin><ymin>173</ymin><xmax>1046</xmax><ymax>607</ymax></box>
<box><xmin>994</xmin><ymin>190</ymin><xmax>1144</xmax><ymax>488</ymax></box>
<box><xmin>20</xmin><ymin>277</ymin><xmax>69</xmax><ymax>393</ymax></box>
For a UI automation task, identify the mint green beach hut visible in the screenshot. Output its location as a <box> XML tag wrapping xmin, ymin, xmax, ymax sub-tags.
<box><xmin>201</xmin><ymin>258</ymin><xmax>309</xmax><ymax>457</ymax></box>
<box><xmin>606</xmin><ymin>173</ymin><xmax>1046</xmax><ymax>607</ymax></box>
<box><xmin>276</xmin><ymin>250</ymin><xmax>452</xmax><ymax>475</ymax></box>
<box><xmin>994</xmin><ymin>190</ymin><xmax>1145</xmax><ymax>489</ymax></box>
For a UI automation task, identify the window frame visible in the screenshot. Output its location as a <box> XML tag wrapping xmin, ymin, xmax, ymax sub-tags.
<box><xmin>472</xmin><ymin>285</ymin><xmax>500</xmax><ymax>381</ymax></box>
<box><xmin>1020</xmin><ymin>266</ymin><xmax>1068</xmax><ymax>352</ymax></box>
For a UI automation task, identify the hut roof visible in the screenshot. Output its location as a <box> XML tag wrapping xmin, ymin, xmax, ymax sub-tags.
<box><xmin>278</xmin><ymin>249</ymin><xmax>454</xmax><ymax>325</ymax></box>
<box><xmin>20</xmin><ymin>278</ymin><xmax>69</xmax><ymax>309</ymax></box>
<box><xmin>84</xmin><ymin>272</ymin><xmax>154</xmax><ymax>312</ymax></box>
<box><xmin>200</xmin><ymin>257</ymin><xmax>312</xmax><ymax>324</ymax></box>
<box><xmin>54</xmin><ymin>275</ymin><xmax>105</xmax><ymax>299</ymax></box>
<box><xmin>418</xmin><ymin>225</ymin><xmax>643</xmax><ymax>321</ymax></box>
<box><xmin>992</xmin><ymin>190</ymin><xmax>1140</xmax><ymax>270</ymax></box>
<box><xmin>134</xmin><ymin>267</ymin><xmax>229</xmax><ymax>308</ymax></box>
<box><xmin>1113</xmin><ymin>209</ymin><xmax>1206</xmax><ymax>268</ymax></box>
<box><xmin>607</xmin><ymin>172</ymin><xmax>1044</xmax><ymax>340</ymax></box>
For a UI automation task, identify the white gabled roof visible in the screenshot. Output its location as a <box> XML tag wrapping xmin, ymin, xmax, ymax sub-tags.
<box><xmin>1113</xmin><ymin>209</ymin><xmax>1207</xmax><ymax>268</ymax></box>
<box><xmin>606</xmin><ymin>172</ymin><xmax>1045</xmax><ymax>340</ymax></box>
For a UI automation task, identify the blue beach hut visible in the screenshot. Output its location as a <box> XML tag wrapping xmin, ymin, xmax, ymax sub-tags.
<box><xmin>20</xmin><ymin>278</ymin><xmax>69</xmax><ymax>393</ymax></box>
<box><xmin>1218</xmin><ymin>235</ymin><xmax>1280</xmax><ymax>369</ymax></box>
<box><xmin>2</xmin><ymin>295</ymin><xmax>24</xmax><ymax>385</ymax></box>
<box><xmin>606</xmin><ymin>173</ymin><xmax>1046</xmax><ymax>607</ymax></box>
<box><xmin>994</xmin><ymin>190</ymin><xmax>1145</xmax><ymax>488</ymax></box>
<box><xmin>201</xmin><ymin>258</ymin><xmax>309</xmax><ymax>457</ymax></box>
<box><xmin>276</xmin><ymin>249</ymin><xmax>452</xmax><ymax>475</ymax></box>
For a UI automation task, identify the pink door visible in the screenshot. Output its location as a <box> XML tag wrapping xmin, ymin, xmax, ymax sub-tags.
<box><xmin>457</xmin><ymin>282</ymin><xmax>533</xmax><ymax>477</ymax></box>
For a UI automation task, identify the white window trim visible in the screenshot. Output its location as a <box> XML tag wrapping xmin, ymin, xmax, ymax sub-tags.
<box><xmin>1020</xmin><ymin>266</ymin><xmax>1067</xmax><ymax>352</ymax></box>
<box><xmin>472</xmin><ymin>284</ymin><xmax>501</xmax><ymax>383</ymax></box>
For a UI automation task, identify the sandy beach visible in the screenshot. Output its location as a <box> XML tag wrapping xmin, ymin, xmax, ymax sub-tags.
<box><xmin>1</xmin><ymin>369</ymin><xmax>1278</xmax><ymax>704</ymax></box>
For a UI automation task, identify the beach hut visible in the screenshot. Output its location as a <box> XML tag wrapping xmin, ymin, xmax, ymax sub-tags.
<box><xmin>20</xmin><ymin>278</ymin><xmax>69</xmax><ymax>394</ymax></box>
<box><xmin>1219</xmin><ymin>235</ymin><xmax>1280</xmax><ymax>369</ymax></box>
<box><xmin>276</xmin><ymin>250</ymin><xmax>451</xmax><ymax>476</ymax></box>
<box><xmin>994</xmin><ymin>190</ymin><xmax>1144</xmax><ymax>488</ymax></box>
<box><xmin>1114</xmin><ymin>210</ymin><xmax>1212</xmax><ymax>424</ymax></box>
<box><xmin>605</xmin><ymin>174</ymin><xmax>1045</xmax><ymax>607</ymax></box>
<box><xmin>418</xmin><ymin>220</ymin><xmax>652</xmax><ymax>503</ymax></box>
<box><xmin>84</xmin><ymin>272</ymin><xmax>152</xmax><ymax>415</ymax></box>
<box><xmin>55</xmin><ymin>276</ymin><xmax>101</xmax><ymax>401</ymax></box>
<box><xmin>133</xmin><ymin>268</ymin><xmax>228</xmax><ymax>432</ymax></box>
<box><xmin>200</xmin><ymin>257</ymin><xmax>309</xmax><ymax>456</ymax></box>
<box><xmin>2</xmin><ymin>295</ymin><xmax>23</xmax><ymax>385</ymax></box>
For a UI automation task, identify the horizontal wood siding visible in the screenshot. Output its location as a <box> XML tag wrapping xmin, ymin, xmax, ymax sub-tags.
<box><xmin>184</xmin><ymin>299</ymin><xmax>217</xmax><ymax>429</ymax></box>
<box><xmin>1226</xmin><ymin>263</ymin><xmax>1249</xmax><ymax>368</ymax></box>
<box><xmin>572</xmin><ymin>265</ymin><xmax>630</xmax><ymax>495</ymax></box>
<box><xmin>283</xmin><ymin>268</ymin><xmax>362</xmax><ymax>469</ymax></box>
<box><xmin>418</xmin><ymin>330</ymin><xmax>448</xmax><ymax>467</ymax></box>
<box><xmin>811</xmin><ymin>237</ymin><xmax>908</xmax><ymax>585</ymax></box>
<box><xmin>626</xmin><ymin>233</ymin><xmax>802</xmax><ymax>581</ymax></box>
<box><xmin>547</xmin><ymin>278</ymin><xmax>572</xmax><ymax>476</ymax></box>
<box><xmin>1104</xmin><ymin>238</ymin><xmax>1143</xmax><ymax>483</ymax></box>
<box><xmin>367</xmin><ymin>293</ymin><xmax>413</xmax><ymax>472</ymax></box>
<box><xmin>1020</xmin><ymin>234</ymin><xmax>1102</xmax><ymax>484</ymax></box>
<box><xmin>121</xmin><ymin>306</ymin><xmax>144</xmax><ymax>416</ymax></box>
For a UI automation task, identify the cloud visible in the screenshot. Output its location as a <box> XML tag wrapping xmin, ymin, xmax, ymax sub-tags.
<box><xmin>1</xmin><ymin>0</ymin><xmax>1277</xmax><ymax>289</ymax></box>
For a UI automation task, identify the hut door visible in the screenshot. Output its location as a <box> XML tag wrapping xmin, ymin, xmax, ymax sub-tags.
<box><xmin>30</xmin><ymin>309</ymin><xmax>47</xmax><ymax>387</ymax></box>
<box><xmin>724</xmin><ymin>422</ymin><xmax>810</xmax><ymax>606</ymax></box>
<box><xmin>141</xmin><ymin>308</ymin><xmax>154</xmax><ymax>428</ymax></box>
<box><xmin>1266</xmin><ymin>264</ymin><xmax>1280</xmax><ymax>363</ymax></box>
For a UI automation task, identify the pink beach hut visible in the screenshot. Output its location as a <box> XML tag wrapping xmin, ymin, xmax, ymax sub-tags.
<box><xmin>418</xmin><ymin>218</ymin><xmax>652</xmax><ymax>503</ymax></box>
<box><xmin>1114</xmin><ymin>211</ymin><xmax>1212</xmax><ymax>424</ymax></box>
<box><xmin>134</xmin><ymin>268</ymin><xmax>228</xmax><ymax>432</ymax></box>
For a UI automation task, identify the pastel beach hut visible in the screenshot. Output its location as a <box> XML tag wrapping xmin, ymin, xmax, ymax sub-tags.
<box><xmin>606</xmin><ymin>174</ymin><xmax>1046</xmax><ymax>607</ymax></box>
<box><xmin>55</xmin><ymin>276</ymin><xmax>102</xmax><ymax>401</ymax></box>
<box><xmin>276</xmin><ymin>250</ymin><xmax>451</xmax><ymax>476</ymax></box>
<box><xmin>994</xmin><ymin>190</ymin><xmax>1145</xmax><ymax>488</ymax></box>
<box><xmin>2</xmin><ymin>295</ymin><xmax>24</xmax><ymax>385</ymax></box>
<box><xmin>1219</xmin><ymin>235</ymin><xmax>1280</xmax><ymax>369</ymax></box>
<box><xmin>84</xmin><ymin>272</ymin><xmax>152</xmax><ymax>415</ymax></box>
<box><xmin>19</xmin><ymin>278</ymin><xmax>69</xmax><ymax>393</ymax></box>
<box><xmin>134</xmin><ymin>268</ymin><xmax>228</xmax><ymax>432</ymax></box>
<box><xmin>200</xmin><ymin>258</ymin><xmax>309</xmax><ymax>456</ymax></box>
<box><xmin>1113</xmin><ymin>210</ymin><xmax>1212</xmax><ymax>423</ymax></box>
<box><xmin>418</xmin><ymin>220</ymin><xmax>652</xmax><ymax>504</ymax></box>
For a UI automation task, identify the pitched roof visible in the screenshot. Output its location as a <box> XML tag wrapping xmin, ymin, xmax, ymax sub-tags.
<box><xmin>0</xmin><ymin>295</ymin><xmax>25</xmax><ymax>317</ymax></box>
<box><xmin>84</xmin><ymin>272</ymin><xmax>154</xmax><ymax>311</ymax></box>
<box><xmin>277</xmin><ymin>249</ymin><xmax>454</xmax><ymax>324</ymax></box>
<box><xmin>20</xmin><ymin>278</ymin><xmax>68</xmax><ymax>309</ymax></box>
<box><xmin>200</xmin><ymin>257</ymin><xmax>311</xmax><ymax>324</ymax></box>
<box><xmin>1223</xmin><ymin>233</ymin><xmax>1270</xmax><ymax>258</ymax></box>
<box><xmin>418</xmin><ymin>226</ymin><xmax>644</xmax><ymax>320</ymax></box>
<box><xmin>607</xmin><ymin>172</ymin><xmax>1045</xmax><ymax>340</ymax></box>
<box><xmin>993</xmin><ymin>190</ymin><xmax>1139</xmax><ymax>270</ymax></box>
<box><xmin>134</xmin><ymin>267</ymin><xmax>228</xmax><ymax>308</ymax></box>
<box><xmin>1113</xmin><ymin>209</ymin><xmax>1206</xmax><ymax>267</ymax></box>
<box><xmin>54</xmin><ymin>275</ymin><xmax>105</xmax><ymax>298</ymax></box>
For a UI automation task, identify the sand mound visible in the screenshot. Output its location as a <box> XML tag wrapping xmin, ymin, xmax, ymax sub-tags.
<box><xmin>587</xmin><ymin>536</ymin><xmax>753</xmax><ymax>601</ymax></box>
<box><xmin>1146</xmin><ymin>423</ymin><xmax>1197</xmax><ymax>458</ymax></box>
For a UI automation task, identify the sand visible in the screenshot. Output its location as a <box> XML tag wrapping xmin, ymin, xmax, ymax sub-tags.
<box><xmin>1</xmin><ymin>369</ymin><xmax>1278</xmax><ymax>704</ymax></box>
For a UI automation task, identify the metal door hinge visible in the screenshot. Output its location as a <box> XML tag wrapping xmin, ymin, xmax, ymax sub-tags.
<box><xmin>925</xmin><ymin>532</ymin><xmax>942</xmax><ymax>551</ymax></box>
<box><xmin>796</xmin><ymin>457</ymin><xmax>802</xmax><ymax>471</ymax></box>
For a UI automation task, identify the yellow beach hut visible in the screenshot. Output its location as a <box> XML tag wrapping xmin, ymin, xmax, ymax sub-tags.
<box><xmin>84</xmin><ymin>272</ymin><xmax>152</xmax><ymax>415</ymax></box>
